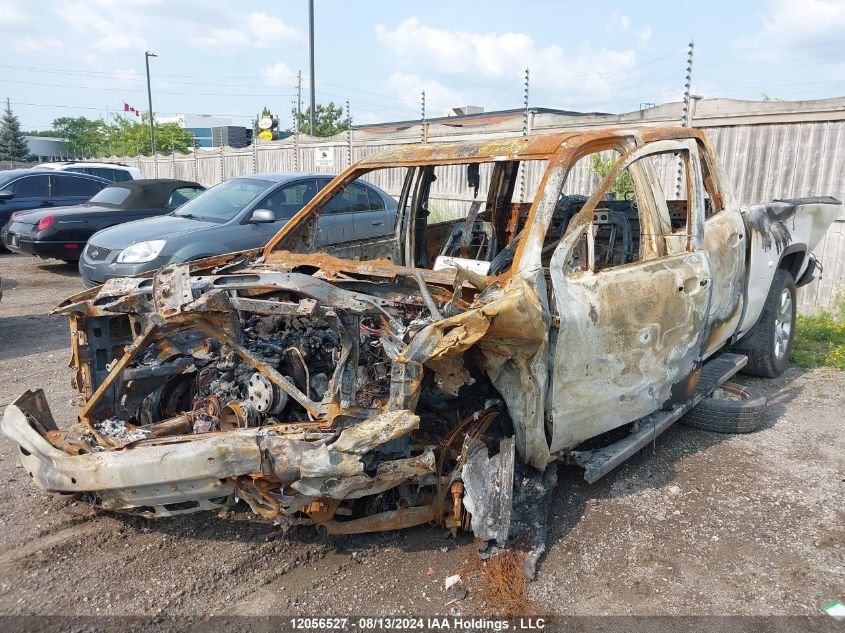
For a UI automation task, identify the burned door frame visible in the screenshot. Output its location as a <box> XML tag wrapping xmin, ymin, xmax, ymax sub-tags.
<box><xmin>696</xmin><ymin>141</ymin><xmax>746</xmax><ymax>358</ymax></box>
<box><xmin>546</xmin><ymin>139</ymin><xmax>712</xmax><ymax>452</ymax></box>
<box><xmin>317</xmin><ymin>168</ymin><xmax>416</xmax><ymax>263</ymax></box>
<box><xmin>402</xmin><ymin>160</ymin><xmax>518</xmax><ymax>270</ymax></box>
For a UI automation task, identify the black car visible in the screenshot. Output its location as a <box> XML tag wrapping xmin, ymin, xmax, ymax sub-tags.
<box><xmin>0</xmin><ymin>169</ymin><xmax>109</xmax><ymax>233</ymax></box>
<box><xmin>1</xmin><ymin>179</ymin><xmax>205</xmax><ymax>262</ymax></box>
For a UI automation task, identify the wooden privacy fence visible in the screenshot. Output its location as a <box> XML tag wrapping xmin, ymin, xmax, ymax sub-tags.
<box><xmin>106</xmin><ymin>118</ymin><xmax>845</xmax><ymax>314</ymax></box>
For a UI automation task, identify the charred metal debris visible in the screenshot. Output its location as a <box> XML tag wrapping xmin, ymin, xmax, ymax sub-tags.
<box><xmin>20</xmin><ymin>250</ymin><xmax>551</xmax><ymax>558</ymax></box>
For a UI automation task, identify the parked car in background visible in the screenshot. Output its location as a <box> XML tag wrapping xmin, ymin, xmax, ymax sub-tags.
<box><xmin>36</xmin><ymin>162</ymin><xmax>143</xmax><ymax>182</ymax></box>
<box><xmin>0</xmin><ymin>170</ymin><xmax>109</xmax><ymax>250</ymax></box>
<box><xmin>1</xmin><ymin>179</ymin><xmax>204</xmax><ymax>262</ymax></box>
<box><xmin>79</xmin><ymin>172</ymin><xmax>396</xmax><ymax>287</ymax></box>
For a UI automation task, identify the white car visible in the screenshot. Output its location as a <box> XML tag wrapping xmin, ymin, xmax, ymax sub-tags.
<box><xmin>35</xmin><ymin>161</ymin><xmax>142</xmax><ymax>183</ymax></box>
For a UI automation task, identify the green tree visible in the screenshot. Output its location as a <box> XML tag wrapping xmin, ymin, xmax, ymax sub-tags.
<box><xmin>590</xmin><ymin>153</ymin><xmax>634</xmax><ymax>200</ymax></box>
<box><xmin>101</xmin><ymin>114</ymin><xmax>194</xmax><ymax>156</ymax></box>
<box><xmin>51</xmin><ymin>116</ymin><xmax>108</xmax><ymax>157</ymax></box>
<box><xmin>761</xmin><ymin>93</ymin><xmax>784</xmax><ymax>102</ymax></box>
<box><xmin>0</xmin><ymin>100</ymin><xmax>30</xmax><ymax>162</ymax></box>
<box><xmin>288</xmin><ymin>101</ymin><xmax>348</xmax><ymax>137</ymax></box>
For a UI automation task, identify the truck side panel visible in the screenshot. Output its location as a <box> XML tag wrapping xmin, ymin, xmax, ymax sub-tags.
<box><xmin>735</xmin><ymin>197</ymin><xmax>842</xmax><ymax>338</ymax></box>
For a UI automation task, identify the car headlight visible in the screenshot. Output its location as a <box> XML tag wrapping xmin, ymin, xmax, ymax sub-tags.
<box><xmin>116</xmin><ymin>240</ymin><xmax>167</xmax><ymax>263</ymax></box>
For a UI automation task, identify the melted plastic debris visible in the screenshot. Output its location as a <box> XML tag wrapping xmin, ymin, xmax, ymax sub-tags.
<box><xmin>93</xmin><ymin>417</ymin><xmax>151</xmax><ymax>444</ymax></box>
<box><xmin>192</xmin><ymin>414</ymin><xmax>217</xmax><ymax>434</ymax></box>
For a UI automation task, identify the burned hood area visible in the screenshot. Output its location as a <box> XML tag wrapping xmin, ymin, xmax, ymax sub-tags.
<box><xmin>16</xmin><ymin>245</ymin><xmax>551</xmax><ymax>571</ymax></box>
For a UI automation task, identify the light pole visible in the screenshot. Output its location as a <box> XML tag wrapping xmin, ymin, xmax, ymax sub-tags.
<box><xmin>308</xmin><ymin>0</ymin><xmax>315</xmax><ymax>135</ymax></box>
<box><xmin>145</xmin><ymin>50</ymin><xmax>158</xmax><ymax>155</ymax></box>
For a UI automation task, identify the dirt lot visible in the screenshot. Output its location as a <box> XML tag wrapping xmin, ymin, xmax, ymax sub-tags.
<box><xmin>0</xmin><ymin>252</ymin><xmax>842</xmax><ymax>619</ymax></box>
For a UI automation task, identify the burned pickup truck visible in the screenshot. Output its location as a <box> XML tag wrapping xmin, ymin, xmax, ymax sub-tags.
<box><xmin>3</xmin><ymin>127</ymin><xmax>840</xmax><ymax>552</ymax></box>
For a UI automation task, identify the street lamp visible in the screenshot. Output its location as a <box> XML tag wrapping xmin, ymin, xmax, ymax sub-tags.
<box><xmin>145</xmin><ymin>50</ymin><xmax>158</xmax><ymax>155</ymax></box>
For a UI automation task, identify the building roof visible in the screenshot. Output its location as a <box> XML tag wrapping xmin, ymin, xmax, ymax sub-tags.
<box><xmin>352</xmin><ymin>106</ymin><xmax>610</xmax><ymax>133</ymax></box>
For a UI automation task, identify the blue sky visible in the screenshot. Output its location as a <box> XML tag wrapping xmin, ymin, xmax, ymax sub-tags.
<box><xmin>1</xmin><ymin>0</ymin><xmax>843</xmax><ymax>131</ymax></box>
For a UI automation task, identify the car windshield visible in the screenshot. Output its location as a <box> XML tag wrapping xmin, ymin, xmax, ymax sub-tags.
<box><xmin>88</xmin><ymin>186</ymin><xmax>132</xmax><ymax>206</ymax></box>
<box><xmin>171</xmin><ymin>178</ymin><xmax>271</xmax><ymax>222</ymax></box>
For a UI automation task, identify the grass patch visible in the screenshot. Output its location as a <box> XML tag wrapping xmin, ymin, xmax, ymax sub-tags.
<box><xmin>791</xmin><ymin>310</ymin><xmax>845</xmax><ymax>369</ymax></box>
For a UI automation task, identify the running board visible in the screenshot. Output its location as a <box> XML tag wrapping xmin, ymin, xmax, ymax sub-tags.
<box><xmin>567</xmin><ymin>353</ymin><xmax>748</xmax><ymax>484</ymax></box>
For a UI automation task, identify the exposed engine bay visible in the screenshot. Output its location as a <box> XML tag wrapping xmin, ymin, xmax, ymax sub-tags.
<box><xmin>6</xmin><ymin>252</ymin><xmax>550</xmax><ymax>566</ymax></box>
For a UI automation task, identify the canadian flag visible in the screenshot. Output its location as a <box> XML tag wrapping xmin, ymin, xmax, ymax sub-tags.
<box><xmin>123</xmin><ymin>102</ymin><xmax>140</xmax><ymax>117</ymax></box>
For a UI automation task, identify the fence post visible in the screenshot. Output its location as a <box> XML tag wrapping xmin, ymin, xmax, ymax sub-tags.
<box><xmin>252</xmin><ymin>136</ymin><xmax>258</xmax><ymax>174</ymax></box>
<box><xmin>346</xmin><ymin>100</ymin><xmax>353</xmax><ymax>168</ymax></box>
<box><xmin>219</xmin><ymin>129</ymin><xmax>225</xmax><ymax>183</ymax></box>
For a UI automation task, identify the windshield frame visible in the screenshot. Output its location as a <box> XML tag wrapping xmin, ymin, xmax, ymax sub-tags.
<box><xmin>170</xmin><ymin>177</ymin><xmax>273</xmax><ymax>223</ymax></box>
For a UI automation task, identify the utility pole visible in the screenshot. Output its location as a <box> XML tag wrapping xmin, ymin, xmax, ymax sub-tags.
<box><xmin>308</xmin><ymin>0</ymin><xmax>316</xmax><ymax>136</ymax></box>
<box><xmin>145</xmin><ymin>50</ymin><xmax>158</xmax><ymax>155</ymax></box>
<box><xmin>420</xmin><ymin>91</ymin><xmax>426</xmax><ymax>144</ymax></box>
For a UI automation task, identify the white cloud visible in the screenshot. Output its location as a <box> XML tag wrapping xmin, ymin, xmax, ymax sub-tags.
<box><xmin>385</xmin><ymin>72</ymin><xmax>468</xmax><ymax>115</ymax></box>
<box><xmin>0</xmin><ymin>4</ymin><xmax>29</xmax><ymax>25</ymax></box>
<box><xmin>759</xmin><ymin>0</ymin><xmax>845</xmax><ymax>42</ymax></box>
<box><xmin>638</xmin><ymin>26</ymin><xmax>653</xmax><ymax>43</ymax></box>
<box><xmin>190</xmin><ymin>11</ymin><xmax>301</xmax><ymax>51</ymax></box>
<box><xmin>55</xmin><ymin>2</ymin><xmax>146</xmax><ymax>52</ymax></box>
<box><xmin>608</xmin><ymin>12</ymin><xmax>630</xmax><ymax>32</ymax></box>
<box><xmin>260</xmin><ymin>62</ymin><xmax>297</xmax><ymax>87</ymax></box>
<box><xmin>11</xmin><ymin>35</ymin><xmax>63</xmax><ymax>55</ymax></box>
<box><xmin>92</xmin><ymin>0</ymin><xmax>162</xmax><ymax>6</ymax></box>
<box><xmin>734</xmin><ymin>0</ymin><xmax>844</xmax><ymax>59</ymax></box>
<box><xmin>374</xmin><ymin>18</ymin><xmax>638</xmax><ymax>111</ymax></box>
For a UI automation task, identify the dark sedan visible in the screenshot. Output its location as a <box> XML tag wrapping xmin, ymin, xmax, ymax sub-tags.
<box><xmin>1</xmin><ymin>179</ymin><xmax>204</xmax><ymax>262</ymax></box>
<box><xmin>0</xmin><ymin>170</ymin><xmax>109</xmax><ymax>252</ymax></box>
<box><xmin>79</xmin><ymin>172</ymin><xmax>397</xmax><ymax>287</ymax></box>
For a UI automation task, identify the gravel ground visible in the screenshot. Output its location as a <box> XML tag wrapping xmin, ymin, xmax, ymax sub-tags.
<box><xmin>0</xmin><ymin>252</ymin><xmax>842</xmax><ymax>620</ymax></box>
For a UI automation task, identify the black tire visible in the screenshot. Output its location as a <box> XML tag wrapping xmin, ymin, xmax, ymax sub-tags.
<box><xmin>681</xmin><ymin>382</ymin><xmax>767</xmax><ymax>433</ymax></box>
<box><xmin>737</xmin><ymin>269</ymin><xmax>797</xmax><ymax>378</ymax></box>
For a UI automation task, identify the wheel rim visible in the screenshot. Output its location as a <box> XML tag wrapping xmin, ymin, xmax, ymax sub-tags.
<box><xmin>773</xmin><ymin>288</ymin><xmax>793</xmax><ymax>359</ymax></box>
<box><xmin>712</xmin><ymin>384</ymin><xmax>748</xmax><ymax>401</ymax></box>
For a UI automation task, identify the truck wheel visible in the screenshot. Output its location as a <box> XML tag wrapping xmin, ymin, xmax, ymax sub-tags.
<box><xmin>740</xmin><ymin>269</ymin><xmax>797</xmax><ymax>378</ymax></box>
<box><xmin>681</xmin><ymin>382</ymin><xmax>767</xmax><ymax>433</ymax></box>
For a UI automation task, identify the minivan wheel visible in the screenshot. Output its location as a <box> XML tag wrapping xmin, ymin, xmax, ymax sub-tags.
<box><xmin>681</xmin><ymin>382</ymin><xmax>767</xmax><ymax>434</ymax></box>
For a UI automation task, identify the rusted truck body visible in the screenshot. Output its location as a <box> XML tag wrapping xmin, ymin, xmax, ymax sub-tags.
<box><xmin>3</xmin><ymin>127</ymin><xmax>840</xmax><ymax>546</ymax></box>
